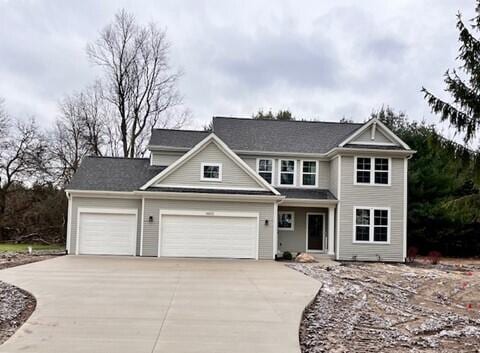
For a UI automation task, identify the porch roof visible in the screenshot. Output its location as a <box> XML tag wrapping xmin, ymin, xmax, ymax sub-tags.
<box><xmin>276</xmin><ymin>188</ymin><xmax>337</xmax><ymax>200</ymax></box>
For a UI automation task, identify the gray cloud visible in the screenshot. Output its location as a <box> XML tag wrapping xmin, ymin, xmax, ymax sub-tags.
<box><xmin>0</xmin><ymin>0</ymin><xmax>477</xmax><ymax>131</ymax></box>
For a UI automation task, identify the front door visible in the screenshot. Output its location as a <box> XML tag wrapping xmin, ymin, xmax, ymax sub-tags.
<box><xmin>307</xmin><ymin>213</ymin><xmax>325</xmax><ymax>251</ymax></box>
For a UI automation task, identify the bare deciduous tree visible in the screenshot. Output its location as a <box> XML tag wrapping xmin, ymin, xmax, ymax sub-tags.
<box><xmin>87</xmin><ymin>9</ymin><xmax>186</xmax><ymax>158</ymax></box>
<box><xmin>0</xmin><ymin>117</ymin><xmax>48</xmax><ymax>238</ymax></box>
<box><xmin>52</xmin><ymin>84</ymin><xmax>108</xmax><ymax>184</ymax></box>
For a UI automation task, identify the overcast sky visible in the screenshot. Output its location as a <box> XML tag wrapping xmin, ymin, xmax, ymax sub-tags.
<box><xmin>0</xmin><ymin>0</ymin><xmax>476</xmax><ymax>140</ymax></box>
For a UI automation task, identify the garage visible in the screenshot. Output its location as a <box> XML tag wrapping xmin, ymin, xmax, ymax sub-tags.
<box><xmin>159</xmin><ymin>211</ymin><xmax>258</xmax><ymax>259</ymax></box>
<box><xmin>77</xmin><ymin>209</ymin><xmax>137</xmax><ymax>255</ymax></box>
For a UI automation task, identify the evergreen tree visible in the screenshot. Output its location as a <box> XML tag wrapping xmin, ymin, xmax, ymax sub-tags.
<box><xmin>422</xmin><ymin>2</ymin><xmax>480</xmax><ymax>145</ymax></box>
<box><xmin>422</xmin><ymin>1</ymin><xmax>480</xmax><ymax>224</ymax></box>
<box><xmin>253</xmin><ymin>109</ymin><xmax>294</xmax><ymax>120</ymax></box>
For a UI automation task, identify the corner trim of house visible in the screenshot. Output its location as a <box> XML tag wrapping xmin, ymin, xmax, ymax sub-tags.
<box><xmin>66</xmin><ymin>192</ymin><xmax>72</xmax><ymax>254</ymax></box>
<box><xmin>335</xmin><ymin>155</ymin><xmax>342</xmax><ymax>260</ymax></box>
<box><xmin>403</xmin><ymin>157</ymin><xmax>408</xmax><ymax>261</ymax></box>
<box><xmin>140</xmin><ymin>197</ymin><xmax>145</xmax><ymax>257</ymax></box>
<box><xmin>273</xmin><ymin>201</ymin><xmax>279</xmax><ymax>259</ymax></box>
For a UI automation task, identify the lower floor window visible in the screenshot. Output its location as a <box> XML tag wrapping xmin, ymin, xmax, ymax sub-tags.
<box><xmin>354</xmin><ymin>207</ymin><xmax>389</xmax><ymax>243</ymax></box>
<box><xmin>278</xmin><ymin>211</ymin><xmax>294</xmax><ymax>230</ymax></box>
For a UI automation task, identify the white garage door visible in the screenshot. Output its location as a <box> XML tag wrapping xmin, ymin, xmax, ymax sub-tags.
<box><xmin>160</xmin><ymin>212</ymin><xmax>258</xmax><ymax>259</ymax></box>
<box><xmin>78</xmin><ymin>212</ymin><xmax>137</xmax><ymax>255</ymax></box>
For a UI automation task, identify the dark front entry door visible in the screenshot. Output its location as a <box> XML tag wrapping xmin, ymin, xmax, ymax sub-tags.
<box><xmin>307</xmin><ymin>214</ymin><xmax>324</xmax><ymax>251</ymax></box>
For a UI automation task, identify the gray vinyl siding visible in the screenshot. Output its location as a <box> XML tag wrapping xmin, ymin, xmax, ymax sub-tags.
<box><xmin>338</xmin><ymin>156</ymin><xmax>405</xmax><ymax>262</ymax></box>
<box><xmin>69</xmin><ymin>197</ymin><xmax>142</xmax><ymax>255</ymax></box>
<box><xmin>158</xmin><ymin>142</ymin><xmax>262</xmax><ymax>189</ymax></box>
<box><xmin>151</xmin><ymin>151</ymin><xmax>184</xmax><ymax>166</ymax></box>
<box><xmin>353</xmin><ymin>127</ymin><xmax>393</xmax><ymax>144</ymax></box>
<box><xmin>278</xmin><ymin>206</ymin><xmax>329</xmax><ymax>254</ymax></box>
<box><xmin>142</xmin><ymin>199</ymin><xmax>275</xmax><ymax>259</ymax></box>
<box><xmin>329</xmin><ymin>157</ymin><xmax>339</xmax><ymax>198</ymax></box>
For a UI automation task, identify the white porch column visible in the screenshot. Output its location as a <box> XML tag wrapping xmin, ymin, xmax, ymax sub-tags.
<box><xmin>327</xmin><ymin>206</ymin><xmax>335</xmax><ymax>255</ymax></box>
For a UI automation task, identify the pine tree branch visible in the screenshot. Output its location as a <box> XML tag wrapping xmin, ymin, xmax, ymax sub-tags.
<box><xmin>421</xmin><ymin>87</ymin><xmax>480</xmax><ymax>142</ymax></box>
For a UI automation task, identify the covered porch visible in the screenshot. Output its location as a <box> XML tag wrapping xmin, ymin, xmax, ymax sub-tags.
<box><xmin>275</xmin><ymin>188</ymin><xmax>337</xmax><ymax>257</ymax></box>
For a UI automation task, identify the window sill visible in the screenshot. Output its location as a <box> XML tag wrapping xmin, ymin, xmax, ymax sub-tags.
<box><xmin>352</xmin><ymin>241</ymin><xmax>390</xmax><ymax>245</ymax></box>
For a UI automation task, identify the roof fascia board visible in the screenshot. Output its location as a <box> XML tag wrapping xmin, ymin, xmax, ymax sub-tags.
<box><xmin>65</xmin><ymin>190</ymin><xmax>140</xmax><ymax>199</ymax></box>
<box><xmin>338</xmin><ymin>118</ymin><xmax>411</xmax><ymax>150</ymax></box>
<box><xmin>279</xmin><ymin>198</ymin><xmax>338</xmax><ymax>207</ymax></box>
<box><xmin>147</xmin><ymin>145</ymin><xmax>190</xmax><ymax>152</ymax></box>
<box><xmin>133</xmin><ymin>190</ymin><xmax>284</xmax><ymax>202</ymax></box>
<box><xmin>327</xmin><ymin>147</ymin><xmax>416</xmax><ymax>159</ymax></box>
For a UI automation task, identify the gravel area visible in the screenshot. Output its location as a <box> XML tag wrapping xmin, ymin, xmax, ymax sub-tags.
<box><xmin>0</xmin><ymin>250</ymin><xmax>64</xmax><ymax>270</ymax></box>
<box><xmin>0</xmin><ymin>282</ymin><xmax>35</xmax><ymax>344</ymax></box>
<box><xmin>289</xmin><ymin>262</ymin><xmax>480</xmax><ymax>353</ymax></box>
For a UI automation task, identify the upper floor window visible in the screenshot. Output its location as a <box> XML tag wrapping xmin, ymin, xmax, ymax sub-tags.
<box><xmin>279</xmin><ymin>160</ymin><xmax>296</xmax><ymax>186</ymax></box>
<box><xmin>201</xmin><ymin>163</ymin><xmax>222</xmax><ymax>181</ymax></box>
<box><xmin>257</xmin><ymin>159</ymin><xmax>273</xmax><ymax>184</ymax></box>
<box><xmin>354</xmin><ymin>207</ymin><xmax>389</xmax><ymax>243</ymax></box>
<box><xmin>355</xmin><ymin>157</ymin><xmax>390</xmax><ymax>185</ymax></box>
<box><xmin>301</xmin><ymin>160</ymin><xmax>317</xmax><ymax>187</ymax></box>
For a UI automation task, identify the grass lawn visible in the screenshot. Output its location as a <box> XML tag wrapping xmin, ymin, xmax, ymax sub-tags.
<box><xmin>0</xmin><ymin>243</ymin><xmax>65</xmax><ymax>253</ymax></box>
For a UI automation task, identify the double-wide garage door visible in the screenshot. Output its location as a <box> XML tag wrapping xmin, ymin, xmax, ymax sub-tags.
<box><xmin>78</xmin><ymin>212</ymin><xmax>137</xmax><ymax>256</ymax></box>
<box><xmin>160</xmin><ymin>212</ymin><xmax>258</xmax><ymax>259</ymax></box>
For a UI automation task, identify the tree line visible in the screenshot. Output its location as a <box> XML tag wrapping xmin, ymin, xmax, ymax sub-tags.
<box><xmin>0</xmin><ymin>10</ymin><xmax>188</xmax><ymax>244</ymax></box>
<box><xmin>1</xmin><ymin>3</ymin><xmax>479</xmax><ymax>256</ymax></box>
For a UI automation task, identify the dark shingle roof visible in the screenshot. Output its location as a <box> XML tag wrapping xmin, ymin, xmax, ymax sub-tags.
<box><xmin>149</xmin><ymin>129</ymin><xmax>209</xmax><ymax>148</ymax></box>
<box><xmin>211</xmin><ymin>117</ymin><xmax>363</xmax><ymax>153</ymax></box>
<box><xmin>66</xmin><ymin>157</ymin><xmax>166</xmax><ymax>191</ymax></box>
<box><xmin>147</xmin><ymin>186</ymin><xmax>274</xmax><ymax>195</ymax></box>
<box><xmin>277</xmin><ymin>188</ymin><xmax>337</xmax><ymax>200</ymax></box>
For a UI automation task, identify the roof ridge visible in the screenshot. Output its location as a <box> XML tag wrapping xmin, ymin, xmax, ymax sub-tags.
<box><xmin>212</xmin><ymin>116</ymin><xmax>364</xmax><ymax>126</ymax></box>
<box><xmin>152</xmin><ymin>128</ymin><xmax>208</xmax><ymax>133</ymax></box>
<box><xmin>86</xmin><ymin>156</ymin><xmax>149</xmax><ymax>161</ymax></box>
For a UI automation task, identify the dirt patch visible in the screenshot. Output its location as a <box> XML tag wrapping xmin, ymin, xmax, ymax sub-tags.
<box><xmin>0</xmin><ymin>251</ymin><xmax>64</xmax><ymax>270</ymax></box>
<box><xmin>289</xmin><ymin>262</ymin><xmax>480</xmax><ymax>353</ymax></box>
<box><xmin>0</xmin><ymin>282</ymin><xmax>36</xmax><ymax>344</ymax></box>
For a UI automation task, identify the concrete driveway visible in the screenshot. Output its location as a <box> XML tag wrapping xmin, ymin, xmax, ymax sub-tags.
<box><xmin>0</xmin><ymin>256</ymin><xmax>320</xmax><ymax>353</ymax></box>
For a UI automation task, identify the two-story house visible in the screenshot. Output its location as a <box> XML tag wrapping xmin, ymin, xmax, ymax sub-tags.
<box><xmin>66</xmin><ymin>116</ymin><xmax>414</xmax><ymax>262</ymax></box>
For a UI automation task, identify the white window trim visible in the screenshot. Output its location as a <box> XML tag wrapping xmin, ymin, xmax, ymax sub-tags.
<box><xmin>353</xmin><ymin>156</ymin><xmax>391</xmax><ymax>186</ymax></box>
<box><xmin>278</xmin><ymin>159</ymin><xmax>296</xmax><ymax>186</ymax></box>
<box><xmin>256</xmin><ymin>158</ymin><xmax>274</xmax><ymax>184</ymax></box>
<box><xmin>200</xmin><ymin>162</ymin><xmax>222</xmax><ymax>182</ymax></box>
<box><xmin>352</xmin><ymin>206</ymin><xmax>391</xmax><ymax>244</ymax></box>
<box><xmin>278</xmin><ymin>211</ymin><xmax>295</xmax><ymax>231</ymax></box>
<box><xmin>300</xmin><ymin>160</ymin><xmax>318</xmax><ymax>188</ymax></box>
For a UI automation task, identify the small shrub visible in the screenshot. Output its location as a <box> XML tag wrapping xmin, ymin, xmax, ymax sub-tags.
<box><xmin>283</xmin><ymin>251</ymin><xmax>293</xmax><ymax>261</ymax></box>
<box><xmin>407</xmin><ymin>246</ymin><xmax>419</xmax><ymax>263</ymax></box>
<box><xmin>427</xmin><ymin>250</ymin><xmax>442</xmax><ymax>265</ymax></box>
